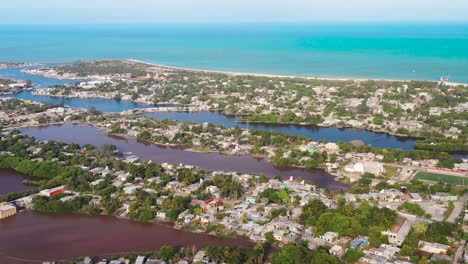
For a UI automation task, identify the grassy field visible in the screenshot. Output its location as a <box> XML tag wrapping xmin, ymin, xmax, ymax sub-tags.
<box><xmin>383</xmin><ymin>165</ymin><xmax>398</xmax><ymax>178</ymax></box>
<box><xmin>414</xmin><ymin>171</ymin><xmax>468</xmax><ymax>186</ymax></box>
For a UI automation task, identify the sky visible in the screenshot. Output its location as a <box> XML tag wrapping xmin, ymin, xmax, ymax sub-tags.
<box><xmin>2</xmin><ymin>0</ymin><xmax>468</xmax><ymax>24</ymax></box>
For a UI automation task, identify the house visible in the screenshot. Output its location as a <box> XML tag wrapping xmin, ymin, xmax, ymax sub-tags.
<box><xmin>273</xmin><ymin>230</ymin><xmax>284</xmax><ymax>241</ymax></box>
<box><xmin>350</xmin><ymin>236</ymin><xmax>369</xmax><ymax>248</ymax></box>
<box><xmin>430</xmin><ymin>192</ymin><xmax>458</xmax><ymax>202</ymax></box>
<box><xmin>344</xmin><ymin>193</ymin><xmax>357</xmax><ymax>203</ymax></box>
<box><xmin>223</xmin><ymin>218</ymin><xmax>242</xmax><ymax>231</ymax></box>
<box><xmin>329</xmin><ymin>245</ymin><xmax>343</xmax><ymax>257</ymax></box>
<box><xmin>369</xmin><ymin>244</ymin><xmax>400</xmax><ymax>261</ymax></box>
<box><xmin>165</xmin><ymin>181</ymin><xmax>180</xmax><ymax>192</ymax></box>
<box><xmin>135</xmin><ymin>256</ymin><xmax>146</xmax><ymax>264</ymax></box>
<box><xmin>59</xmin><ymin>195</ymin><xmax>76</xmax><ymax>202</ymax></box>
<box><xmin>308</xmin><ymin>238</ymin><xmax>326</xmax><ymax>250</ymax></box>
<box><xmin>238</xmin><ymin>174</ymin><xmax>253</xmax><ymax>183</ymax></box>
<box><xmin>76</xmin><ymin>256</ymin><xmax>94</xmax><ymax>264</ymax></box>
<box><xmin>0</xmin><ymin>202</ymin><xmax>16</xmax><ymax>219</ymax></box>
<box><xmin>116</xmin><ymin>171</ymin><xmax>131</xmax><ymax>181</ymax></box>
<box><xmin>200</xmin><ymin>214</ymin><xmax>213</xmax><ymax>225</ymax></box>
<box><xmin>39</xmin><ymin>186</ymin><xmax>64</xmax><ymax>197</ymax></box>
<box><xmin>123</xmin><ymin>185</ymin><xmax>140</xmax><ymax>194</ymax></box>
<box><xmin>430</xmin><ymin>253</ymin><xmax>452</xmax><ymax>263</ymax></box>
<box><xmin>320</xmin><ymin>232</ymin><xmax>339</xmax><ymax>243</ymax></box>
<box><xmin>193</xmin><ymin>250</ymin><xmax>208</xmax><ymax>264</ymax></box>
<box><xmin>90</xmin><ymin>179</ymin><xmax>104</xmax><ymax>186</ymax></box>
<box><xmin>324</xmin><ymin>142</ymin><xmax>340</xmax><ymax>153</ymax></box>
<box><xmin>410</xmin><ymin>193</ymin><xmax>423</xmax><ymax>202</ymax></box>
<box><xmin>245</xmin><ymin>197</ymin><xmax>256</xmax><ymax>204</ymax></box>
<box><xmin>418</xmin><ymin>241</ymin><xmax>449</xmax><ymax>255</ymax></box>
<box><xmin>382</xmin><ymin>217</ymin><xmax>411</xmax><ymax>246</ymax></box>
<box><xmin>156</xmin><ymin>211</ymin><xmax>166</xmax><ymax>220</ymax></box>
<box><xmin>458</xmin><ymin>162</ymin><xmax>468</xmax><ymax>171</ymax></box>
<box><xmin>206</xmin><ymin>185</ymin><xmax>219</xmax><ymax>195</ymax></box>
<box><xmin>360</xmin><ymin>253</ymin><xmax>388</xmax><ymax>264</ymax></box>
<box><xmin>184</xmin><ymin>214</ymin><xmax>195</xmax><ymax>224</ymax></box>
<box><xmin>282</xmin><ymin>233</ymin><xmax>299</xmax><ymax>244</ymax></box>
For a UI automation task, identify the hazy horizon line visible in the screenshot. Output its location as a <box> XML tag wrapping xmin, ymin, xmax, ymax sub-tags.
<box><xmin>1</xmin><ymin>20</ymin><xmax>468</xmax><ymax>26</ymax></box>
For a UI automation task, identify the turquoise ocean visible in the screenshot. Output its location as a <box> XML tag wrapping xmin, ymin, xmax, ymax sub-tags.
<box><xmin>0</xmin><ymin>23</ymin><xmax>467</xmax><ymax>82</ymax></box>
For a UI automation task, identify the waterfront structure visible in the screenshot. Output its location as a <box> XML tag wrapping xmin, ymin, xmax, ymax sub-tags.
<box><xmin>0</xmin><ymin>202</ymin><xmax>17</xmax><ymax>219</ymax></box>
<box><xmin>39</xmin><ymin>186</ymin><xmax>64</xmax><ymax>197</ymax></box>
<box><xmin>135</xmin><ymin>256</ymin><xmax>146</xmax><ymax>264</ymax></box>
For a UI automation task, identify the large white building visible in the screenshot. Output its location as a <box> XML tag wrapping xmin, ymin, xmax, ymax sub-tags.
<box><xmin>345</xmin><ymin>161</ymin><xmax>385</xmax><ymax>175</ymax></box>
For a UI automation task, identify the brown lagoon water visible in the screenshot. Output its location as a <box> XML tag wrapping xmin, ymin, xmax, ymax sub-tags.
<box><xmin>0</xmin><ymin>211</ymin><xmax>254</xmax><ymax>263</ymax></box>
<box><xmin>20</xmin><ymin>123</ymin><xmax>348</xmax><ymax>190</ymax></box>
<box><xmin>0</xmin><ymin>169</ymin><xmax>36</xmax><ymax>195</ymax></box>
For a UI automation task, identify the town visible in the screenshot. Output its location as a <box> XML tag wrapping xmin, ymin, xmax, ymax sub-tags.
<box><xmin>0</xmin><ymin>60</ymin><xmax>467</xmax><ymax>264</ymax></box>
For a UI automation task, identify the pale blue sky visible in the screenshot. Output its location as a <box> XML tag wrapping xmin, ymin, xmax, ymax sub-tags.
<box><xmin>2</xmin><ymin>0</ymin><xmax>468</xmax><ymax>24</ymax></box>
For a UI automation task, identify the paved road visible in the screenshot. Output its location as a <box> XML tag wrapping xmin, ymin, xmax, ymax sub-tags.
<box><xmin>453</xmin><ymin>240</ymin><xmax>466</xmax><ymax>264</ymax></box>
<box><xmin>447</xmin><ymin>193</ymin><xmax>468</xmax><ymax>223</ymax></box>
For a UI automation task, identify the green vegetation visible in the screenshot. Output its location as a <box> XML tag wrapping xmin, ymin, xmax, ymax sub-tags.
<box><xmin>401</xmin><ymin>221</ymin><xmax>459</xmax><ymax>262</ymax></box>
<box><xmin>271</xmin><ymin>242</ymin><xmax>339</xmax><ymax>264</ymax></box>
<box><xmin>204</xmin><ymin>244</ymin><xmax>267</xmax><ymax>264</ymax></box>
<box><xmin>55</xmin><ymin>60</ymin><xmax>148</xmax><ymax>77</ymax></box>
<box><xmin>33</xmin><ymin>194</ymin><xmax>99</xmax><ymax>215</ymax></box>
<box><xmin>343</xmin><ymin>248</ymin><xmax>365</xmax><ymax>263</ymax></box>
<box><xmin>300</xmin><ymin>199</ymin><xmax>396</xmax><ymax>240</ymax></box>
<box><xmin>155</xmin><ymin>246</ymin><xmax>175</xmax><ymax>261</ymax></box>
<box><xmin>397</xmin><ymin>202</ymin><xmax>425</xmax><ymax>216</ymax></box>
<box><xmin>259</xmin><ymin>188</ymin><xmax>290</xmax><ymax>204</ymax></box>
<box><xmin>415</xmin><ymin>137</ymin><xmax>468</xmax><ymax>153</ymax></box>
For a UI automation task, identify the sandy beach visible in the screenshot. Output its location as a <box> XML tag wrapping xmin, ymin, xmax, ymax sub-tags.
<box><xmin>126</xmin><ymin>59</ymin><xmax>468</xmax><ymax>86</ymax></box>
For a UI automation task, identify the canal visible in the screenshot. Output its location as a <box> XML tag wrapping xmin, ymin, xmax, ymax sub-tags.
<box><xmin>19</xmin><ymin>123</ymin><xmax>349</xmax><ymax>190</ymax></box>
<box><xmin>145</xmin><ymin>111</ymin><xmax>417</xmax><ymax>150</ymax></box>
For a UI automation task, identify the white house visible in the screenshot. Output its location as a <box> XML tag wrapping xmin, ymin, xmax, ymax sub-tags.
<box><xmin>329</xmin><ymin>245</ymin><xmax>343</xmax><ymax>257</ymax></box>
<box><xmin>320</xmin><ymin>232</ymin><xmax>339</xmax><ymax>243</ymax></box>
<box><xmin>382</xmin><ymin>218</ymin><xmax>412</xmax><ymax>246</ymax></box>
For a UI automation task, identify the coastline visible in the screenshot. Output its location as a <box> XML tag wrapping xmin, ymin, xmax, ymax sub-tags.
<box><xmin>126</xmin><ymin>59</ymin><xmax>468</xmax><ymax>87</ymax></box>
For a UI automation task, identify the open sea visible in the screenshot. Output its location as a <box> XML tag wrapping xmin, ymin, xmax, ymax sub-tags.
<box><xmin>0</xmin><ymin>23</ymin><xmax>467</xmax><ymax>82</ymax></box>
